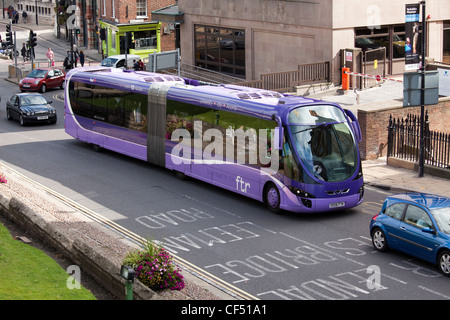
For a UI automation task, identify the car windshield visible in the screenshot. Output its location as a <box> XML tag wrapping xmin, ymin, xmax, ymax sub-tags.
<box><xmin>27</xmin><ymin>69</ymin><xmax>47</xmax><ymax>78</ymax></box>
<box><xmin>431</xmin><ymin>207</ymin><xmax>450</xmax><ymax>234</ymax></box>
<box><xmin>288</xmin><ymin>105</ymin><xmax>358</xmax><ymax>182</ymax></box>
<box><xmin>21</xmin><ymin>95</ymin><xmax>48</xmax><ymax>106</ymax></box>
<box><xmin>100</xmin><ymin>58</ymin><xmax>118</xmax><ymax>67</ymax></box>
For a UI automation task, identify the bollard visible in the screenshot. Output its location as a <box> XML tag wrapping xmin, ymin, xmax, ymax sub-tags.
<box><xmin>342</xmin><ymin>67</ymin><xmax>350</xmax><ymax>91</ymax></box>
<box><xmin>120</xmin><ymin>265</ymin><xmax>135</xmax><ymax>300</ymax></box>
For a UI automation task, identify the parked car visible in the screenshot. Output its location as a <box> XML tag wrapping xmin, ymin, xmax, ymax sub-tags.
<box><xmin>19</xmin><ymin>68</ymin><xmax>66</xmax><ymax>93</ymax></box>
<box><xmin>370</xmin><ymin>193</ymin><xmax>450</xmax><ymax>276</ymax></box>
<box><xmin>100</xmin><ymin>54</ymin><xmax>141</xmax><ymax>69</ymax></box>
<box><xmin>6</xmin><ymin>93</ymin><xmax>56</xmax><ymax>126</ymax></box>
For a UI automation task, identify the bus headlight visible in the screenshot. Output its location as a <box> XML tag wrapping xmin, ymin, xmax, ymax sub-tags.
<box><xmin>358</xmin><ymin>185</ymin><xmax>364</xmax><ymax>201</ymax></box>
<box><xmin>288</xmin><ymin>186</ymin><xmax>315</xmax><ymax>198</ymax></box>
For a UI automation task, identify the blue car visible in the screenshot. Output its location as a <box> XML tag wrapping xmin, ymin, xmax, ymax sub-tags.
<box><xmin>370</xmin><ymin>193</ymin><xmax>450</xmax><ymax>276</ymax></box>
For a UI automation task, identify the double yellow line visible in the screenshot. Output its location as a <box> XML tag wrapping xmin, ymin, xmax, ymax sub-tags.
<box><xmin>1</xmin><ymin>163</ymin><xmax>258</xmax><ymax>300</ymax></box>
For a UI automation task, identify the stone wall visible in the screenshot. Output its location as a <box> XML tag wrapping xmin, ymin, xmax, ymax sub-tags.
<box><xmin>357</xmin><ymin>97</ymin><xmax>450</xmax><ymax>160</ymax></box>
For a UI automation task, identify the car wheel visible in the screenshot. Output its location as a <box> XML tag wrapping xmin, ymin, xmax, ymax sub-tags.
<box><xmin>19</xmin><ymin>114</ymin><xmax>26</xmax><ymax>126</ymax></box>
<box><xmin>264</xmin><ymin>182</ymin><xmax>281</xmax><ymax>214</ymax></box>
<box><xmin>6</xmin><ymin>109</ymin><xmax>12</xmax><ymax>120</ymax></box>
<box><xmin>371</xmin><ymin>228</ymin><xmax>388</xmax><ymax>252</ymax></box>
<box><xmin>40</xmin><ymin>84</ymin><xmax>47</xmax><ymax>93</ymax></box>
<box><xmin>438</xmin><ymin>250</ymin><xmax>450</xmax><ymax>276</ymax></box>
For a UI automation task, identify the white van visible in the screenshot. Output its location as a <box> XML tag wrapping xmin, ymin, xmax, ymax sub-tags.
<box><xmin>100</xmin><ymin>54</ymin><xmax>141</xmax><ymax>69</ymax></box>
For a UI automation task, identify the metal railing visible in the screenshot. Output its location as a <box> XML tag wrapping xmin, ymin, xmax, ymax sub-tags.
<box><xmin>234</xmin><ymin>61</ymin><xmax>331</xmax><ymax>92</ymax></box>
<box><xmin>387</xmin><ymin>112</ymin><xmax>450</xmax><ymax>169</ymax></box>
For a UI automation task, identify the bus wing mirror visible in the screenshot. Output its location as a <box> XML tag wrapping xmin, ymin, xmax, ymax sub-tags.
<box><xmin>344</xmin><ymin>109</ymin><xmax>362</xmax><ymax>143</ymax></box>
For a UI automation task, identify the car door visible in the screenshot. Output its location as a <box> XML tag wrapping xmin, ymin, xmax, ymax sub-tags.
<box><xmin>380</xmin><ymin>202</ymin><xmax>407</xmax><ymax>250</ymax></box>
<box><xmin>398</xmin><ymin>204</ymin><xmax>440</xmax><ymax>262</ymax></box>
<box><xmin>46</xmin><ymin>69</ymin><xmax>57</xmax><ymax>88</ymax></box>
<box><xmin>8</xmin><ymin>95</ymin><xmax>20</xmax><ymax>120</ymax></box>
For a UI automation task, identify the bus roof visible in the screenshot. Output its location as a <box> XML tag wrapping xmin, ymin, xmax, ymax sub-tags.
<box><xmin>67</xmin><ymin>67</ymin><xmax>342</xmax><ymax>120</ymax></box>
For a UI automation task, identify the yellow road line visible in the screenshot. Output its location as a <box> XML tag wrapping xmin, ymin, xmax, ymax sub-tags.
<box><xmin>1</xmin><ymin>162</ymin><xmax>258</xmax><ymax>300</ymax></box>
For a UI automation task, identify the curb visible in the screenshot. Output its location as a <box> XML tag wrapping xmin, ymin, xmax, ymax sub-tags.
<box><xmin>0</xmin><ymin>187</ymin><xmax>157</xmax><ymax>300</ymax></box>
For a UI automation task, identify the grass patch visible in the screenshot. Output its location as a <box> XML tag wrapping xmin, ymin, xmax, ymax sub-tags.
<box><xmin>0</xmin><ymin>221</ymin><xmax>96</xmax><ymax>300</ymax></box>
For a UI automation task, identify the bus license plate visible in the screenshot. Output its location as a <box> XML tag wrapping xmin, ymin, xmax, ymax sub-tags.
<box><xmin>329</xmin><ymin>201</ymin><xmax>345</xmax><ymax>208</ymax></box>
<box><xmin>37</xmin><ymin>116</ymin><xmax>48</xmax><ymax>120</ymax></box>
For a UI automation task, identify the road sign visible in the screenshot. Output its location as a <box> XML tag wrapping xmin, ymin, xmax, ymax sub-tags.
<box><xmin>403</xmin><ymin>71</ymin><xmax>439</xmax><ymax>107</ymax></box>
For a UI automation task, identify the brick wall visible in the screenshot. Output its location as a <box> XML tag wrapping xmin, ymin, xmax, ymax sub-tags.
<box><xmin>358</xmin><ymin>97</ymin><xmax>450</xmax><ymax>160</ymax></box>
<box><xmin>106</xmin><ymin>0</ymin><xmax>175</xmax><ymax>23</ymax></box>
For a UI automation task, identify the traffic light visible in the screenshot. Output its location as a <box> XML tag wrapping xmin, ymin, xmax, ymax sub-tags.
<box><xmin>75</xmin><ymin>28</ymin><xmax>81</xmax><ymax>35</ymax></box>
<box><xmin>30</xmin><ymin>30</ymin><xmax>37</xmax><ymax>48</ymax></box>
<box><xmin>5</xmin><ymin>24</ymin><xmax>12</xmax><ymax>46</ymax></box>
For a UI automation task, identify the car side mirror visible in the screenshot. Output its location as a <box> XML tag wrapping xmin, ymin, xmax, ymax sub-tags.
<box><xmin>48</xmin><ymin>100</ymin><xmax>53</xmax><ymax>104</ymax></box>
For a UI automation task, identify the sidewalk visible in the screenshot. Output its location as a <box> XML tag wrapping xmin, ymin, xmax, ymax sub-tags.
<box><xmin>0</xmin><ymin>16</ymin><xmax>103</xmax><ymax>68</ymax></box>
<box><xmin>363</xmin><ymin>157</ymin><xmax>450</xmax><ymax>198</ymax></box>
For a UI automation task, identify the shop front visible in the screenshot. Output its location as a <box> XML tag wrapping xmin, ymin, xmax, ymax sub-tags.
<box><xmin>99</xmin><ymin>20</ymin><xmax>162</xmax><ymax>59</ymax></box>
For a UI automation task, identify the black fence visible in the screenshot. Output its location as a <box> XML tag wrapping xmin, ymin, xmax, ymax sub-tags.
<box><xmin>387</xmin><ymin>112</ymin><xmax>450</xmax><ymax>169</ymax></box>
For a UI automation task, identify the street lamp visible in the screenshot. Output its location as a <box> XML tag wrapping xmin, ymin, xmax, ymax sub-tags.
<box><xmin>120</xmin><ymin>265</ymin><xmax>135</xmax><ymax>300</ymax></box>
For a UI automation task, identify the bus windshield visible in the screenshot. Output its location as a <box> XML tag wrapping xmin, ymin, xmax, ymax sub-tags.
<box><xmin>288</xmin><ymin>105</ymin><xmax>358</xmax><ymax>182</ymax></box>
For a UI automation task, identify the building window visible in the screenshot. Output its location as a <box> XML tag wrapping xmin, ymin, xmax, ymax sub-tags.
<box><xmin>111</xmin><ymin>29</ymin><xmax>116</xmax><ymax>49</ymax></box>
<box><xmin>355</xmin><ymin>25</ymin><xmax>407</xmax><ymax>60</ymax></box>
<box><xmin>134</xmin><ymin>30</ymin><xmax>157</xmax><ymax>50</ymax></box>
<box><xmin>112</xmin><ymin>0</ymin><xmax>115</xmax><ymax>17</ymax></box>
<box><xmin>444</xmin><ymin>21</ymin><xmax>450</xmax><ymax>64</ymax></box>
<box><xmin>194</xmin><ymin>25</ymin><xmax>246</xmax><ymax>78</ymax></box>
<box><xmin>136</xmin><ymin>0</ymin><xmax>147</xmax><ymax>17</ymax></box>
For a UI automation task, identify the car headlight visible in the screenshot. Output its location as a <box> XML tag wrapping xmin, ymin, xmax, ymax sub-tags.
<box><xmin>34</xmin><ymin>80</ymin><xmax>41</xmax><ymax>84</ymax></box>
<box><xmin>19</xmin><ymin>79</ymin><xmax>23</xmax><ymax>84</ymax></box>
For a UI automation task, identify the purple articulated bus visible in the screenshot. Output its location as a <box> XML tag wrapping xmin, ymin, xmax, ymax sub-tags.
<box><xmin>64</xmin><ymin>67</ymin><xmax>364</xmax><ymax>213</ymax></box>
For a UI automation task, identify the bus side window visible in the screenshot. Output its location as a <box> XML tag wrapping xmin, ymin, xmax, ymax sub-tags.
<box><xmin>282</xmin><ymin>136</ymin><xmax>300</xmax><ymax>181</ymax></box>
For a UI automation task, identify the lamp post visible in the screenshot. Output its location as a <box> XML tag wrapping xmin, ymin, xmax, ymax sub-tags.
<box><xmin>418</xmin><ymin>0</ymin><xmax>426</xmax><ymax>177</ymax></box>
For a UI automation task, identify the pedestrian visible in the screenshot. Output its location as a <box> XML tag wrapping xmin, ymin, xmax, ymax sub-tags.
<box><xmin>138</xmin><ymin>59</ymin><xmax>144</xmax><ymax>71</ymax></box>
<box><xmin>132</xmin><ymin>59</ymin><xmax>139</xmax><ymax>71</ymax></box>
<box><xmin>14</xmin><ymin>11</ymin><xmax>19</xmax><ymax>24</ymax></box>
<box><xmin>79</xmin><ymin>50</ymin><xmax>85</xmax><ymax>67</ymax></box>
<box><xmin>22</xmin><ymin>11</ymin><xmax>27</xmax><ymax>23</ymax></box>
<box><xmin>46</xmin><ymin>48</ymin><xmax>54</xmax><ymax>67</ymax></box>
<box><xmin>21</xmin><ymin>43</ymin><xmax>27</xmax><ymax>63</ymax></box>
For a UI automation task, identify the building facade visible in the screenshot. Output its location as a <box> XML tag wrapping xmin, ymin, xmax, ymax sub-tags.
<box><xmin>178</xmin><ymin>0</ymin><xmax>450</xmax><ymax>83</ymax></box>
<box><xmin>14</xmin><ymin>0</ymin><xmax>55</xmax><ymax>26</ymax></box>
<box><xmin>13</xmin><ymin>0</ymin><xmax>177</xmax><ymax>58</ymax></box>
<box><xmin>98</xmin><ymin>0</ymin><xmax>176</xmax><ymax>58</ymax></box>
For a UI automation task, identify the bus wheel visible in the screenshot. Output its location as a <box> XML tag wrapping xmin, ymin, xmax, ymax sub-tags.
<box><xmin>264</xmin><ymin>183</ymin><xmax>280</xmax><ymax>214</ymax></box>
<box><xmin>174</xmin><ymin>171</ymin><xmax>187</xmax><ymax>180</ymax></box>
<box><xmin>92</xmin><ymin>144</ymin><xmax>102</xmax><ymax>152</ymax></box>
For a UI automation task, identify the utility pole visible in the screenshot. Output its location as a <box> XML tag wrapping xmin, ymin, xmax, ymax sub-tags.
<box><xmin>35</xmin><ymin>0</ymin><xmax>38</xmax><ymax>25</ymax></box>
<box><xmin>418</xmin><ymin>0</ymin><xmax>426</xmax><ymax>177</ymax></box>
<box><xmin>13</xmin><ymin>31</ymin><xmax>17</xmax><ymax>67</ymax></box>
